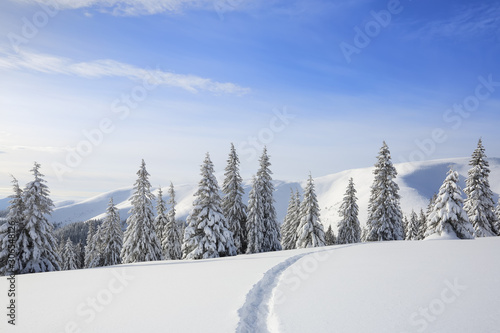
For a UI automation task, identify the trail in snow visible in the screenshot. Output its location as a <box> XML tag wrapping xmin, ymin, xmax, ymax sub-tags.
<box><xmin>236</xmin><ymin>253</ymin><xmax>310</xmax><ymax>333</ymax></box>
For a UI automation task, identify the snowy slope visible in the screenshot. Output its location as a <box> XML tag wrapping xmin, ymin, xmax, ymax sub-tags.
<box><xmin>43</xmin><ymin>157</ymin><xmax>500</xmax><ymax>231</ymax></box>
<box><xmin>1</xmin><ymin>237</ymin><xmax>499</xmax><ymax>333</ymax></box>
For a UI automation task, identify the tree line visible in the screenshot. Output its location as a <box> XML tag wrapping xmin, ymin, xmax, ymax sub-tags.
<box><xmin>0</xmin><ymin>139</ymin><xmax>499</xmax><ymax>275</ymax></box>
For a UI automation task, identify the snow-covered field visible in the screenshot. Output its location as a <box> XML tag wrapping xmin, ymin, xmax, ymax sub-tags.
<box><xmin>1</xmin><ymin>157</ymin><xmax>497</xmax><ymax>231</ymax></box>
<box><xmin>1</xmin><ymin>237</ymin><xmax>499</xmax><ymax>333</ymax></box>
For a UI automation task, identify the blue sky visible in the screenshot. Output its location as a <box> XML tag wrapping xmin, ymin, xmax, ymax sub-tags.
<box><xmin>1</xmin><ymin>0</ymin><xmax>500</xmax><ymax>200</ymax></box>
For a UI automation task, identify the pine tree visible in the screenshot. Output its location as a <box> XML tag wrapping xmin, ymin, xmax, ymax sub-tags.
<box><xmin>84</xmin><ymin>221</ymin><xmax>96</xmax><ymax>268</ymax></box>
<box><xmin>154</xmin><ymin>188</ymin><xmax>168</xmax><ymax>247</ymax></box>
<box><xmin>281</xmin><ymin>189</ymin><xmax>301</xmax><ymax>250</ymax></box>
<box><xmin>405</xmin><ymin>210</ymin><xmax>420</xmax><ymax>240</ymax></box>
<box><xmin>325</xmin><ymin>225</ymin><xmax>336</xmax><ymax>246</ymax></box>
<box><xmin>337</xmin><ymin>178</ymin><xmax>361</xmax><ymax>245</ymax></box>
<box><xmin>296</xmin><ymin>174</ymin><xmax>326</xmax><ymax>248</ymax></box>
<box><xmin>495</xmin><ymin>200</ymin><xmax>500</xmax><ymax>236</ymax></box>
<box><xmin>75</xmin><ymin>241</ymin><xmax>84</xmax><ymax>269</ymax></box>
<box><xmin>182</xmin><ymin>153</ymin><xmax>237</xmax><ymax>260</ymax></box>
<box><xmin>463</xmin><ymin>139</ymin><xmax>498</xmax><ymax>237</ymax></box>
<box><xmin>426</xmin><ymin>193</ymin><xmax>438</xmax><ymax>221</ymax></box>
<box><xmin>222</xmin><ymin>143</ymin><xmax>248</xmax><ymax>254</ymax></box>
<box><xmin>364</xmin><ymin>142</ymin><xmax>404</xmax><ymax>242</ymax></box>
<box><xmin>100</xmin><ymin>198</ymin><xmax>123</xmax><ymax>266</ymax></box>
<box><xmin>402</xmin><ymin>216</ymin><xmax>409</xmax><ymax>240</ymax></box>
<box><xmin>417</xmin><ymin>209</ymin><xmax>427</xmax><ymax>240</ymax></box>
<box><xmin>61</xmin><ymin>238</ymin><xmax>78</xmax><ymax>271</ymax></box>
<box><xmin>0</xmin><ymin>177</ymin><xmax>24</xmax><ymax>275</ymax></box>
<box><xmin>121</xmin><ymin>160</ymin><xmax>163</xmax><ymax>263</ymax></box>
<box><xmin>425</xmin><ymin>169</ymin><xmax>475</xmax><ymax>239</ymax></box>
<box><xmin>86</xmin><ymin>223</ymin><xmax>105</xmax><ymax>268</ymax></box>
<box><xmin>246</xmin><ymin>175</ymin><xmax>264</xmax><ymax>254</ymax></box>
<box><xmin>257</xmin><ymin>148</ymin><xmax>281</xmax><ymax>252</ymax></box>
<box><xmin>16</xmin><ymin>163</ymin><xmax>60</xmax><ymax>273</ymax></box>
<box><xmin>163</xmin><ymin>182</ymin><xmax>182</xmax><ymax>260</ymax></box>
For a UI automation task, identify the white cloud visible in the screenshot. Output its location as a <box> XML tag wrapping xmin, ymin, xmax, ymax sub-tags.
<box><xmin>0</xmin><ymin>49</ymin><xmax>250</xmax><ymax>94</ymax></box>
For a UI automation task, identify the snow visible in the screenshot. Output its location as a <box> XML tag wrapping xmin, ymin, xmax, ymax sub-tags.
<box><xmin>1</xmin><ymin>237</ymin><xmax>499</xmax><ymax>332</ymax></box>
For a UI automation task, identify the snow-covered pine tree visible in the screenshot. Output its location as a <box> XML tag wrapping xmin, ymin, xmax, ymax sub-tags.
<box><xmin>257</xmin><ymin>148</ymin><xmax>281</xmax><ymax>252</ymax></box>
<box><xmin>222</xmin><ymin>143</ymin><xmax>248</xmax><ymax>254</ymax></box>
<box><xmin>324</xmin><ymin>225</ymin><xmax>336</xmax><ymax>246</ymax></box>
<box><xmin>84</xmin><ymin>221</ymin><xmax>96</xmax><ymax>268</ymax></box>
<box><xmin>337</xmin><ymin>178</ymin><xmax>361</xmax><ymax>245</ymax></box>
<box><xmin>100</xmin><ymin>198</ymin><xmax>123</xmax><ymax>266</ymax></box>
<box><xmin>246</xmin><ymin>175</ymin><xmax>264</xmax><ymax>254</ymax></box>
<box><xmin>281</xmin><ymin>189</ymin><xmax>301</xmax><ymax>250</ymax></box>
<box><xmin>402</xmin><ymin>216</ymin><xmax>409</xmax><ymax>240</ymax></box>
<box><xmin>417</xmin><ymin>209</ymin><xmax>427</xmax><ymax>240</ymax></box>
<box><xmin>0</xmin><ymin>177</ymin><xmax>24</xmax><ymax>275</ymax></box>
<box><xmin>296</xmin><ymin>174</ymin><xmax>326</xmax><ymax>248</ymax></box>
<box><xmin>364</xmin><ymin>142</ymin><xmax>404</xmax><ymax>242</ymax></box>
<box><xmin>163</xmin><ymin>182</ymin><xmax>182</xmax><ymax>260</ymax></box>
<box><xmin>464</xmin><ymin>139</ymin><xmax>498</xmax><ymax>237</ymax></box>
<box><xmin>86</xmin><ymin>223</ymin><xmax>105</xmax><ymax>268</ymax></box>
<box><xmin>405</xmin><ymin>210</ymin><xmax>420</xmax><ymax>240</ymax></box>
<box><xmin>426</xmin><ymin>193</ymin><xmax>438</xmax><ymax>221</ymax></box>
<box><xmin>16</xmin><ymin>163</ymin><xmax>60</xmax><ymax>274</ymax></box>
<box><xmin>121</xmin><ymin>160</ymin><xmax>163</xmax><ymax>263</ymax></box>
<box><xmin>62</xmin><ymin>238</ymin><xmax>78</xmax><ymax>271</ymax></box>
<box><xmin>182</xmin><ymin>153</ymin><xmax>237</xmax><ymax>260</ymax></box>
<box><xmin>154</xmin><ymin>187</ymin><xmax>168</xmax><ymax>247</ymax></box>
<box><xmin>75</xmin><ymin>241</ymin><xmax>84</xmax><ymax>269</ymax></box>
<box><xmin>425</xmin><ymin>168</ymin><xmax>475</xmax><ymax>239</ymax></box>
<box><xmin>495</xmin><ymin>200</ymin><xmax>500</xmax><ymax>236</ymax></box>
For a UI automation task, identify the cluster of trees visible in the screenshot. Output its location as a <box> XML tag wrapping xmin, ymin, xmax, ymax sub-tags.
<box><xmin>1</xmin><ymin>139</ymin><xmax>499</xmax><ymax>275</ymax></box>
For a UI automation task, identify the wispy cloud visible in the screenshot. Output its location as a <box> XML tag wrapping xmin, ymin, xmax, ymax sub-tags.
<box><xmin>9</xmin><ymin>0</ymin><xmax>224</xmax><ymax>16</ymax></box>
<box><xmin>0</xmin><ymin>49</ymin><xmax>250</xmax><ymax>94</ymax></box>
<box><xmin>410</xmin><ymin>3</ymin><xmax>500</xmax><ymax>39</ymax></box>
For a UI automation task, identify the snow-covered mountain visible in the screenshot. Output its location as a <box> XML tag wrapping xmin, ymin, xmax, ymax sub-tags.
<box><xmin>45</xmin><ymin>157</ymin><xmax>500</xmax><ymax>229</ymax></box>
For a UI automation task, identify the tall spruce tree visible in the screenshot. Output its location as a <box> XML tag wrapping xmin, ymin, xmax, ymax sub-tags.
<box><xmin>84</xmin><ymin>221</ymin><xmax>96</xmax><ymax>268</ymax></box>
<box><xmin>324</xmin><ymin>225</ymin><xmax>336</xmax><ymax>246</ymax></box>
<box><xmin>163</xmin><ymin>182</ymin><xmax>182</xmax><ymax>260</ymax></box>
<box><xmin>296</xmin><ymin>174</ymin><xmax>326</xmax><ymax>248</ymax></box>
<box><xmin>0</xmin><ymin>177</ymin><xmax>24</xmax><ymax>275</ymax></box>
<box><xmin>464</xmin><ymin>139</ymin><xmax>498</xmax><ymax>237</ymax></box>
<box><xmin>61</xmin><ymin>238</ymin><xmax>78</xmax><ymax>271</ymax></box>
<box><xmin>281</xmin><ymin>189</ymin><xmax>301</xmax><ymax>250</ymax></box>
<box><xmin>16</xmin><ymin>162</ymin><xmax>60</xmax><ymax>273</ymax></box>
<box><xmin>364</xmin><ymin>142</ymin><xmax>404</xmax><ymax>241</ymax></box>
<box><xmin>222</xmin><ymin>143</ymin><xmax>248</xmax><ymax>254</ymax></box>
<box><xmin>425</xmin><ymin>169</ymin><xmax>475</xmax><ymax>239</ymax></box>
<box><xmin>154</xmin><ymin>188</ymin><xmax>168</xmax><ymax>247</ymax></box>
<box><xmin>337</xmin><ymin>178</ymin><xmax>361</xmax><ymax>244</ymax></box>
<box><xmin>246</xmin><ymin>175</ymin><xmax>264</xmax><ymax>254</ymax></box>
<box><xmin>100</xmin><ymin>198</ymin><xmax>123</xmax><ymax>266</ymax></box>
<box><xmin>182</xmin><ymin>153</ymin><xmax>237</xmax><ymax>259</ymax></box>
<box><xmin>257</xmin><ymin>148</ymin><xmax>281</xmax><ymax>252</ymax></box>
<box><xmin>405</xmin><ymin>210</ymin><xmax>420</xmax><ymax>240</ymax></box>
<box><xmin>495</xmin><ymin>199</ymin><xmax>500</xmax><ymax>236</ymax></box>
<box><xmin>121</xmin><ymin>160</ymin><xmax>163</xmax><ymax>263</ymax></box>
<box><xmin>417</xmin><ymin>209</ymin><xmax>427</xmax><ymax>240</ymax></box>
<box><xmin>86</xmin><ymin>223</ymin><xmax>105</xmax><ymax>268</ymax></box>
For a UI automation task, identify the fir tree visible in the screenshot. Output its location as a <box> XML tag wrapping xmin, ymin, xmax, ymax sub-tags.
<box><xmin>324</xmin><ymin>225</ymin><xmax>336</xmax><ymax>246</ymax></box>
<box><xmin>16</xmin><ymin>163</ymin><xmax>60</xmax><ymax>273</ymax></box>
<box><xmin>246</xmin><ymin>175</ymin><xmax>264</xmax><ymax>254</ymax></box>
<box><xmin>121</xmin><ymin>160</ymin><xmax>163</xmax><ymax>263</ymax></box>
<box><xmin>0</xmin><ymin>177</ymin><xmax>24</xmax><ymax>275</ymax></box>
<box><xmin>337</xmin><ymin>178</ymin><xmax>361</xmax><ymax>245</ymax></box>
<box><xmin>154</xmin><ymin>188</ymin><xmax>168</xmax><ymax>247</ymax></box>
<box><xmin>296</xmin><ymin>174</ymin><xmax>326</xmax><ymax>248</ymax></box>
<box><xmin>417</xmin><ymin>209</ymin><xmax>427</xmax><ymax>240</ymax></box>
<box><xmin>405</xmin><ymin>210</ymin><xmax>420</xmax><ymax>240</ymax></box>
<box><xmin>163</xmin><ymin>182</ymin><xmax>182</xmax><ymax>260</ymax></box>
<box><xmin>222</xmin><ymin>143</ymin><xmax>248</xmax><ymax>254</ymax></box>
<box><xmin>281</xmin><ymin>189</ymin><xmax>301</xmax><ymax>250</ymax></box>
<box><xmin>426</xmin><ymin>193</ymin><xmax>438</xmax><ymax>221</ymax></box>
<box><xmin>86</xmin><ymin>223</ymin><xmax>105</xmax><ymax>268</ymax></box>
<box><xmin>402</xmin><ymin>216</ymin><xmax>409</xmax><ymax>240</ymax></box>
<box><xmin>61</xmin><ymin>238</ymin><xmax>78</xmax><ymax>271</ymax></box>
<box><xmin>257</xmin><ymin>148</ymin><xmax>281</xmax><ymax>252</ymax></box>
<box><xmin>100</xmin><ymin>198</ymin><xmax>123</xmax><ymax>266</ymax></box>
<box><xmin>182</xmin><ymin>153</ymin><xmax>237</xmax><ymax>259</ymax></box>
<box><xmin>464</xmin><ymin>139</ymin><xmax>498</xmax><ymax>237</ymax></box>
<box><xmin>84</xmin><ymin>221</ymin><xmax>96</xmax><ymax>268</ymax></box>
<box><xmin>495</xmin><ymin>200</ymin><xmax>500</xmax><ymax>236</ymax></box>
<box><xmin>364</xmin><ymin>142</ymin><xmax>404</xmax><ymax>242</ymax></box>
<box><xmin>75</xmin><ymin>241</ymin><xmax>84</xmax><ymax>269</ymax></box>
<box><xmin>425</xmin><ymin>169</ymin><xmax>475</xmax><ymax>239</ymax></box>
